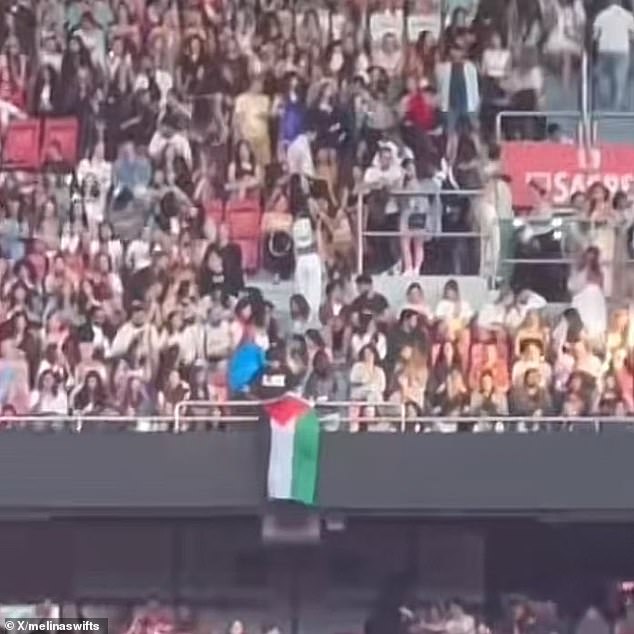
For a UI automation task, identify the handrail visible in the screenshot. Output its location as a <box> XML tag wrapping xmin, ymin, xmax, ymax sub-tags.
<box><xmin>494</xmin><ymin>110</ymin><xmax>582</xmax><ymax>143</ymax></box>
<box><xmin>388</xmin><ymin>188</ymin><xmax>483</xmax><ymax>197</ymax></box>
<box><xmin>364</xmin><ymin>230</ymin><xmax>482</xmax><ymax>238</ymax></box>
<box><xmin>0</xmin><ymin>408</ymin><xmax>634</xmax><ymax>433</ymax></box>
<box><xmin>356</xmin><ymin>181</ymin><xmax>364</xmax><ymax>274</ymax></box>
<box><xmin>589</xmin><ymin>112</ymin><xmax>634</xmax><ymax>144</ymax></box>
<box><xmin>581</xmin><ymin>48</ymin><xmax>591</xmax><ymax>151</ymax></box>
<box><xmin>590</xmin><ymin>112</ymin><xmax>634</xmax><ymax>119</ymax></box>
<box><xmin>174</xmin><ymin>400</ymin><xmax>409</xmax><ymax>433</ymax></box>
<box><xmin>354</xmin><ymin>188</ymin><xmax>484</xmax><ymax>275</ymax></box>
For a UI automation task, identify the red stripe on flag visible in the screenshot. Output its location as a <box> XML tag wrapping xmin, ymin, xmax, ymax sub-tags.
<box><xmin>264</xmin><ymin>395</ymin><xmax>310</xmax><ymax>426</ymax></box>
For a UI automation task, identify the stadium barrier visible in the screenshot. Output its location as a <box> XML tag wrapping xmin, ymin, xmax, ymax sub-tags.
<box><xmin>3</xmin><ymin>407</ymin><xmax>634</xmax><ymax>434</ymax></box>
<box><xmin>355</xmin><ymin>188</ymin><xmax>486</xmax><ymax>276</ymax></box>
<box><xmin>591</xmin><ymin>113</ymin><xmax>634</xmax><ymax>144</ymax></box>
<box><xmin>501</xmin><ymin>141</ymin><xmax>634</xmax><ymax>208</ymax></box>
<box><xmin>494</xmin><ymin>110</ymin><xmax>583</xmax><ymax>144</ymax></box>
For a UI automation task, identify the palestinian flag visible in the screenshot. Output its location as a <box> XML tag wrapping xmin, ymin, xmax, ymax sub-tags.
<box><xmin>264</xmin><ymin>395</ymin><xmax>321</xmax><ymax>506</ymax></box>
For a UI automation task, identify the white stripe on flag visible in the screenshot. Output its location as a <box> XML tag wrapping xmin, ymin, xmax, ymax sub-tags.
<box><xmin>268</xmin><ymin>420</ymin><xmax>295</xmax><ymax>499</ymax></box>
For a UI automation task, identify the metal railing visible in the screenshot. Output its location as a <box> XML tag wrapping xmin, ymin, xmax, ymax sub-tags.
<box><xmin>591</xmin><ymin>113</ymin><xmax>634</xmax><ymax>144</ymax></box>
<box><xmin>494</xmin><ymin>110</ymin><xmax>583</xmax><ymax>144</ymax></box>
<box><xmin>3</xmin><ymin>406</ymin><xmax>634</xmax><ymax>435</ymax></box>
<box><xmin>355</xmin><ymin>188</ymin><xmax>485</xmax><ymax>276</ymax></box>
<box><xmin>502</xmin><ymin>217</ymin><xmax>623</xmax><ymax>294</ymax></box>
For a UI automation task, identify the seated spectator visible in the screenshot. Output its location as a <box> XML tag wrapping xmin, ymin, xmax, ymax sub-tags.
<box><xmin>512</xmin><ymin>340</ymin><xmax>552</xmax><ymax>389</ymax></box>
<box><xmin>304</xmin><ymin>350</ymin><xmax>348</xmax><ymax>429</ymax></box>
<box><xmin>184</xmin><ymin>360</ymin><xmax>224</xmax><ymax>424</ymax></box>
<box><xmin>510</xmin><ymin>368</ymin><xmax>554</xmax><ymax>420</ymax></box>
<box><xmin>149</xmin><ymin>116</ymin><xmax>193</xmax><ymax>171</ymax></box>
<box><xmin>305</xmin><ymin>329</ymin><xmax>330</xmax><ymax>368</ymax></box>
<box><xmin>350</xmin><ymin>313</ymin><xmax>387</xmax><ymax>363</ymax></box>
<box><xmin>122</xmin><ymin>374</ymin><xmax>155</xmax><ymax>417</ymax></box>
<box><xmin>563</xmin><ymin>371</ymin><xmax>595</xmax><ymax>417</ymax></box>
<box><xmin>386</xmin><ymin>308</ymin><xmax>427</xmax><ymax>374</ymax></box>
<box><xmin>475</xmin><ymin>289</ymin><xmax>513</xmax><ymax>340</ymax></box>
<box><xmin>72</xmin><ymin>369</ymin><xmax>108</xmax><ymax>415</ymax></box>
<box><xmin>30</xmin><ymin>369</ymin><xmax>69</xmax><ymax>416</ymax></box>
<box><xmin>470</xmin><ymin>370</ymin><xmax>509</xmax><ymax>422</ymax></box>
<box><xmin>552</xmin><ymin>307</ymin><xmax>586</xmax><ymax>356</ymax></box>
<box><xmin>570</xmin><ymin>339</ymin><xmax>603</xmax><ymax>386</ymax></box>
<box><xmin>514</xmin><ymin>309</ymin><xmax>549</xmax><ymax>358</ymax></box>
<box><xmin>611</xmin><ymin>348</ymin><xmax>634</xmax><ymax>413</ymax></box>
<box><xmin>157</xmin><ymin>369</ymin><xmax>191</xmax><ymax>417</ymax></box>
<box><xmin>428</xmin><ymin>340</ymin><xmax>462</xmax><ymax>408</ymax></box>
<box><xmin>110</xmin><ymin>300</ymin><xmax>161</xmax><ymax>371</ymax></box>
<box><xmin>388</xmin><ymin>344</ymin><xmax>428</xmax><ymax>419</ymax></box>
<box><xmin>469</xmin><ymin>342</ymin><xmax>509</xmax><ymax>393</ymax></box>
<box><xmin>349</xmin><ymin>344</ymin><xmax>386</xmax><ymax>403</ymax></box>
<box><xmin>31</xmin><ymin>64</ymin><xmax>60</xmax><ymax>116</ymax></box>
<box><xmin>0</xmin><ymin>37</ymin><xmax>27</xmax><ymax>110</ymax></box>
<box><xmin>227</xmin><ymin>140</ymin><xmax>263</xmax><ymax>200</ymax></box>
<box><xmin>433</xmin><ymin>366</ymin><xmax>469</xmax><ymax>421</ymax></box>
<box><xmin>216</xmin><ymin>223</ymin><xmax>245</xmax><ymax>299</ymax></box>
<box><xmin>434</xmin><ymin>279</ymin><xmax>474</xmax><ymax>342</ymax></box>
<box><xmin>319</xmin><ymin>282</ymin><xmax>350</xmax><ymax>363</ymax></box>
<box><xmin>351</xmin><ymin>274</ymin><xmax>390</xmax><ymax>323</ymax></box>
<box><xmin>597</xmin><ymin>371</ymin><xmax>626</xmax><ymax>417</ymax></box>
<box><xmin>605</xmin><ymin>308</ymin><xmax>632</xmax><ymax>363</ymax></box>
<box><xmin>401</xmin><ymin>282</ymin><xmax>432</xmax><ymax>321</ymax></box>
<box><xmin>289</xmin><ymin>294</ymin><xmax>311</xmax><ymax>336</ymax></box>
<box><xmin>203</xmin><ymin>306</ymin><xmax>232</xmax><ymax>364</ymax></box>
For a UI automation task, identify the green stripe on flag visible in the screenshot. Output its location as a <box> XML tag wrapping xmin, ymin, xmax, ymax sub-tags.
<box><xmin>290</xmin><ymin>409</ymin><xmax>321</xmax><ymax>505</ymax></box>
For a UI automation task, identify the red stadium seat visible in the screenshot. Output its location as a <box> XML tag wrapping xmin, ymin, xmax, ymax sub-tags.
<box><xmin>204</xmin><ymin>199</ymin><xmax>224</xmax><ymax>228</ymax></box>
<box><xmin>225</xmin><ymin>198</ymin><xmax>262</xmax><ymax>240</ymax></box>
<box><xmin>41</xmin><ymin>117</ymin><xmax>79</xmax><ymax>166</ymax></box>
<box><xmin>225</xmin><ymin>198</ymin><xmax>261</xmax><ymax>217</ymax></box>
<box><xmin>235</xmin><ymin>239</ymin><xmax>260</xmax><ymax>272</ymax></box>
<box><xmin>228</xmin><ymin>211</ymin><xmax>261</xmax><ymax>240</ymax></box>
<box><xmin>2</xmin><ymin>118</ymin><xmax>41</xmax><ymax>169</ymax></box>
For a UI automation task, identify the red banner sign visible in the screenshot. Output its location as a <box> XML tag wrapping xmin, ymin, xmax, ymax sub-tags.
<box><xmin>501</xmin><ymin>142</ymin><xmax>634</xmax><ymax>208</ymax></box>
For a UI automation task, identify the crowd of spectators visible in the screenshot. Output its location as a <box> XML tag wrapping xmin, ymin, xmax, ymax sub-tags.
<box><xmin>0</xmin><ymin>0</ymin><xmax>633</xmax><ymax>424</ymax></box>
<box><xmin>13</xmin><ymin>594</ymin><xmax>634</xmax><ymax>634</ymax></box>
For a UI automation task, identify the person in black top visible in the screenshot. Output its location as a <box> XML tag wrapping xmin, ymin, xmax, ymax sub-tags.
<box><xmin>198</xmin><ymin>244</ymin><xmax>226</xmax><ymax>299</ymax></box>
<box><xmin>253</xmin><ymin>342</ymin><xmax>298</xmax><ymax>400</ymax></box>
<box><xmin>217</xmin><ymin>223</ymin><xmax>244</xmax><ymax>298</ymax></box>
<box><xmin>385</xmin><ymin>309</ymin><xmax>428</xmax><ymax>376</ymax></box>
<box><xmin>350</xmin><ymin>274</ymin><xmax>390</xmax><ymax>323</ymax></box>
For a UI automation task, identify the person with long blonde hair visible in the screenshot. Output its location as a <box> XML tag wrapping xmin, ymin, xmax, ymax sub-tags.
<box><xmin>389</xmin><ymin>344</ymin><xmax>428</xmax><ymax>418</ymax></box>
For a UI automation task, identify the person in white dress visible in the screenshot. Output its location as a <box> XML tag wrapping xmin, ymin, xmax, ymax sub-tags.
<box><xmin>543</xmin><ymin>0</ymin><xmax>586</xmax><ymax>89</ymax></box>
<box><xmin>568</xmin><ymin>246</ymin><xmax>607</xmax><ymax>347</ymax></box>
